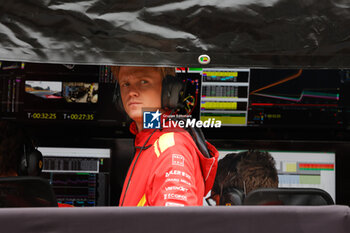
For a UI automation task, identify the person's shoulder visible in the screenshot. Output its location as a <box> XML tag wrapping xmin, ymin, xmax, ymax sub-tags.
<box><xmin>159</xmin><ymin>128</ymin><xmax>193</xmax><ymax>145</ymax></box>
<box><xmin>153</xmin><ymin>129</ymin><xmax>194</xmax><ymax>156</ymax></box>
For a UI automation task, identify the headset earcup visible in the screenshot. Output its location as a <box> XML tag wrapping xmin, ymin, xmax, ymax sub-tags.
<box><xmin>26</xmin><ymin>149</ymin><xmax>43</xmax><ymax>176</ymax></box>
<box><xmin>18</xmin><ymin>145</ymin><xmax>43</xmax><ymax>176</ymax></box>
<box><xmin>220</xmin><ymin>188</ymin><xmax>245</xmax><ymax>206</ymax></box>
<box><xmin>161</xmin><ymin>75</ymin><xmax>185</xmax><ymax>110</ymax></box>
<box><xmin>113</xmin><ymin>82</ymin><xmax>124</xmax><ymax>111</ymax></box>
<box><xmin>18</xmin><ymin>153</ymin><xmax>28</xmax><ymax>176</ymax></box>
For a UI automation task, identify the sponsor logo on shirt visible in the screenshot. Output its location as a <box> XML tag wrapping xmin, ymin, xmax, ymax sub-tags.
<box><xmin>165</xmin><ymin>186</ymin><xmax>188</xmax><ymax>192</ymax></box>
<box><xmin>165</xmin><ymin>202</ymin><xmax>184</xmax><ymax>207</ymax></box>
<box><xmin>180</xmin><ymin>179</ymin><xmax>191</xmax><ymax>186</ymax></box>
<box><xmin>172</xmin><ymin>154</ymin><xmax>184</xmax><ymax>167</ymax></box>
<box><xmin>165</xmin><ymin>178</ymin><xmax>180</xmax><ymax>183</ymax></box>
<box><xmin>165</xmin><ymin>170</ymin><xmax>191</xmax><ymax>179</ymax></box>
<box><xmin>164</xmin><ymin>193</ymin><xmax>187</xmax><ymax>201</ymax></box>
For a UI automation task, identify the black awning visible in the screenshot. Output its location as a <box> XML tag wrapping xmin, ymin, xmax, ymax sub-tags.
<box><xmin>0</xmin><ymin>0</ymin><xmax>349</xmax><ymax>68</ymax></box>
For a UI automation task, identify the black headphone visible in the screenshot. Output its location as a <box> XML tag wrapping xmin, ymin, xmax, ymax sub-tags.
<box><xmin>220</xmin><ymin>187</ymin><xmax>245</xmax><ymax>206</ymax></box>
<box><xmin>161</xmin><ymin>75</ymin><xmax>187</xmax><ymax>110</ymax></box>
<box><xmin>113</xmin><ymin>75</ymin><xmax>187</xmax><ymax>111</ymax></box>
<box><xmin>218</xmin><ymin>152</ymin><xmax>248</xmax><ymax>206</ymax></box>
<box><xmin>18</xmin><ymin>135</ymin><xmax>43</xmax><ymax>176</ymax></box>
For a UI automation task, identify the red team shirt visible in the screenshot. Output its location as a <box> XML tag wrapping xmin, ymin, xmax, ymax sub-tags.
<box><xmin>119</xmin><ymin>121</ymin><xmax>219</xmax><ymax>206</ymax></box>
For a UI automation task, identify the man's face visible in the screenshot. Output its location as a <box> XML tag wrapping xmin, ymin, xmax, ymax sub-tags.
<box><xmin>118</xmin><ymin>66</ymin><xmax>163</xmax><ymax>124</ymax></box>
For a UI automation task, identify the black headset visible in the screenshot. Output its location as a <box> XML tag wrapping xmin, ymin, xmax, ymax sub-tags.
<box><xmin>161</xmin><ymin>75</ymin><xmax>188</xmax><ymax>110</ymax></box>
<box><xmin>220</xmin><ymin>187</ymin><xmax>245</xmax><ymax>206</ymax></box>
<box><xmin>218</xmin><ymin>152</ymin><xmax>248</xmax><ymax>206</ymax></box>
<box><xmin>18</xmin><ymin>133</ymin><xmax>43</xmax><ymax>176</ymax></box>
<box><xmin>113</xmin><ymin>74</ymin><xmax>187</xmax><ymax>111</ymax></box>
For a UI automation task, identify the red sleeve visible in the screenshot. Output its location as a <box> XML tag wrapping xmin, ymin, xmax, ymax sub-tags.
<box><xmin>146</xmin><ymin>134</ymin><xmax>204</xmax><ymax>206</ymax></box>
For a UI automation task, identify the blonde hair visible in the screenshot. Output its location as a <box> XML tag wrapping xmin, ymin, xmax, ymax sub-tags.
<box><xmin>110</xmin><ymin>66</ymin><xmax>175</xmax><ymax>81</ymax></box>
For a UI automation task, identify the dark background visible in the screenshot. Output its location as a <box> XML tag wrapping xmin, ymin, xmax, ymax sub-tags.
<box><xmin>1</xmin><ymin>62</ymin><xmax>349</xmax><ymax>205</ymax></box>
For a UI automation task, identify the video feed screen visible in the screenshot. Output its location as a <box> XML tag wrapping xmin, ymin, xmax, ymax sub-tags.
<box><xmin>218</xmin><ymin>150</ymin><xmax>336</xmax><ymax>202</ymax></box>
<box><xmin>24</xmin><ymin>80</ymin><xmax>99</xmax><ymax>121</ymax></box>
<box><xmin>25</xmin><ymin>81</ymin><xmax>62</xmax><ymax>99</ymax></box>
<box><xmin>62</xmin><ymin>82</ymin><xmax>98</xmax><ymax>104</ymax></box>
<box><xmin>26</xmin><ymin>81</ymin><xmax>99</xmax><ymax>104</ymax></box>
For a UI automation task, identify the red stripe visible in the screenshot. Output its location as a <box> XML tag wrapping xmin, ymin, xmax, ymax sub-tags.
<box><xmin>299</xmin><ymin>163</ymin><xmax>334</xmax><ymax>169</ymax></box>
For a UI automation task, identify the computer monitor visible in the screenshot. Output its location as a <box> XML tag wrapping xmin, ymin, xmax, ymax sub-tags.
<box><xmin>218</xmin><ymin>150</ymin><xmax>336</xmax><ymax>202</ymax></box>
<box><xmin>199</xmin><ymin>68</ymin><xmax>250</xmax><ymax>126</ymax></box>
<box><xmin>178</xmin><ymin>68</ymin><xmax>345</xmax><ymax>129</ymax></box>
<box><xmin>39</xmin><ymin>147</ymin><xmax>111</xmax><ymax>207</ymax></box>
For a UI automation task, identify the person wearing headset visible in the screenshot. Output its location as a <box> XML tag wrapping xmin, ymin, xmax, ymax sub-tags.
<box><xmin>209</xmin><ymin>150</ymin><xmax>279</xmax><ymax>206</ymax></box>
<box><xmin>0</xmin><ymin>120</ymin><xmax>73</xmax><ymax>207</ymax></box>
<box><xmin>111</xmin><ymin>66</ymin><xmax>219</xmax><ymax>206</ymax></box>
<box><xmin>0</xmin><ymin>120</ymin><xmax>43</xmax><ymax>177</ymax></box>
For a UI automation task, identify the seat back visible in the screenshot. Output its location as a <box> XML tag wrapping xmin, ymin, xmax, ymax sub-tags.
<box><xmin>244</xmin><ymin>188</ymin><xmax>334</xmax><ymax>205</ymax></box>
<box><xmin>0</xmin><ymin>176</ymin><xmax>58</xmax><ymax>207</ymax></box>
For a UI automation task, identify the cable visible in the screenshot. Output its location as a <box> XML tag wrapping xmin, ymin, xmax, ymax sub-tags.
<box><xmin>120</xmin><ymin>128</ymin><xmax>158</xmax><ymax>206</ymax></box>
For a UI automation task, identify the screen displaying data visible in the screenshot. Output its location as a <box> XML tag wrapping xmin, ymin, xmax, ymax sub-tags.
<box><xmin>39</xmin><ymin>147</ymin><xmax>111</xmax><ymax>206</ymax></box>
<box><xmin>178</xmin><ymin>67</ymin><xmax>250</xmax><ymax>126</ymax></box>
<box><xmin>248</xmin><ymin>69</ymin><xmax>343</xmax><ymax>127</ymax></box>
<box><xmin>218</xmin><ymin>150</ymin><xmax>336</xmax><ymax>202</ymax></box>
<box><xmin>175</xmin><ymin>68</ymin><xmax>347</xmax><ymax>128</ymax></box>
<box><xmin>200</xmin><ymin>68</ymin><xmax>250</xmax><ymax>126</ymax></box>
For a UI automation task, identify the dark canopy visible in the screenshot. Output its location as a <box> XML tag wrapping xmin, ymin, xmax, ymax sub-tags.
<box><xmin>0</xmin><ymin>0</ymin><xmax>349</xmax><ymax>68</ymax></box>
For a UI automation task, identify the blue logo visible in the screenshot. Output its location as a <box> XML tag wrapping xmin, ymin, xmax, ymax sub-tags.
<box><xmin>143</xmin><ymin>110</ymin><xmax>162</xmax><ymax>129</ymax></box>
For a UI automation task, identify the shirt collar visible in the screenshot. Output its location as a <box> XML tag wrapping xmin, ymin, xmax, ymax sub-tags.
<box><xmin>129</xmin><ymin>110</ymin><xmax>175</xmax><ymax>147</ymax></box>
